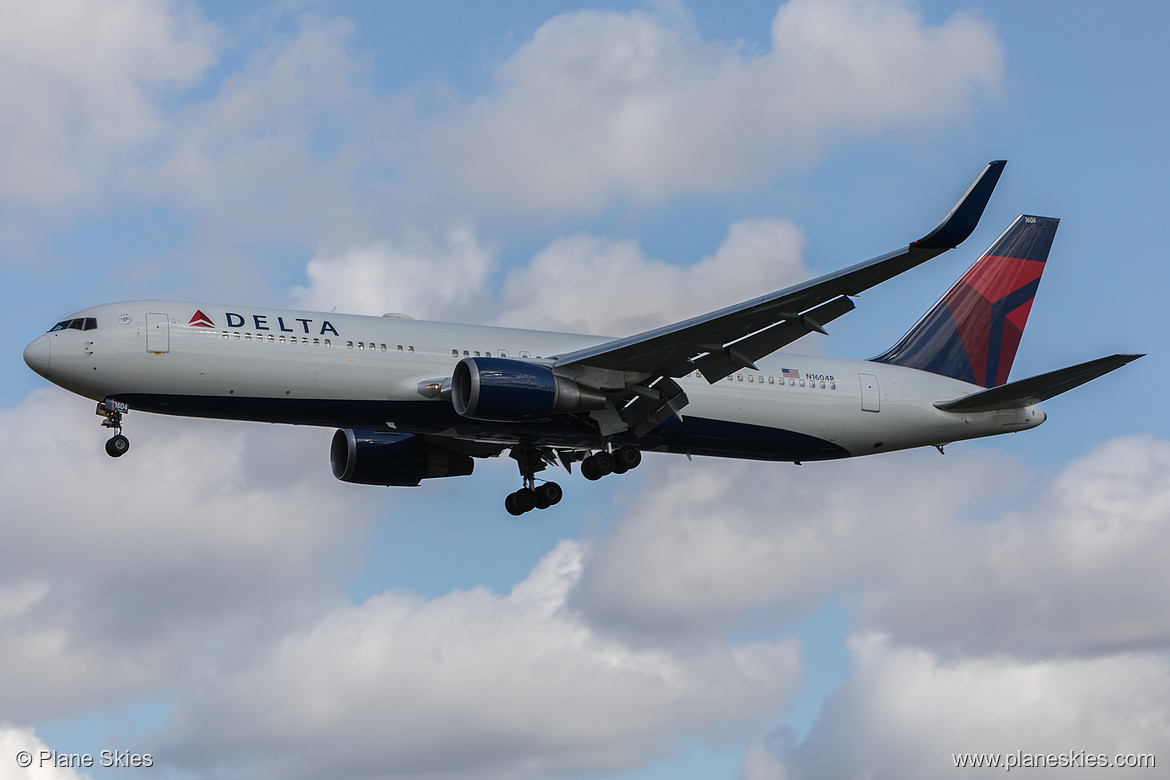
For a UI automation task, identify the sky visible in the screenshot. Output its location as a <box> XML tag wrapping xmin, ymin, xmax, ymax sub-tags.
<box><xmin>1</xmin><ymin>1</ymin><xmax>1167</xmax><ymax>779</ymax></box>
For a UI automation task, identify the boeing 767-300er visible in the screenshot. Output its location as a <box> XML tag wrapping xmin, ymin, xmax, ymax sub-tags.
<box><xmin>24</xmin><ymin>161</ymin><xmax>1142</xmax><ymax>515</ymax></box>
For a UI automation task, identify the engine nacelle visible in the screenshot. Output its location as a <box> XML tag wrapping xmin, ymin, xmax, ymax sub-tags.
<box><xmin>330</xmin><ymin>429</ymin><xmax>473</xmax><ymax>486</ymax></box>
<box><xmin>450</xmin><ymin>357</ymin><xmax>606</xmax><ymax>422</ymax></box>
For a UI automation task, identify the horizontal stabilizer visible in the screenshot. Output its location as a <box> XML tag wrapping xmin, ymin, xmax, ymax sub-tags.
<box><xmin>934</xmin><ymin>354</ymin><xmax>1144</xmax><ymax>413</ymax></box>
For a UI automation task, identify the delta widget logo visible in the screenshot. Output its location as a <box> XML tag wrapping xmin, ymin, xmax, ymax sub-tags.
<box><xmin>189</xmin><ymin>310</ymin><xmax>215</xmax><ymax>328</ymax></box>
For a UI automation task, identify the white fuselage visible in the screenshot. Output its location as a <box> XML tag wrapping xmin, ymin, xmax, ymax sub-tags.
<box><xmin>24</xmin><ymin>300</ymin><xmax>1045</xmax><ymax>461</ymax></box>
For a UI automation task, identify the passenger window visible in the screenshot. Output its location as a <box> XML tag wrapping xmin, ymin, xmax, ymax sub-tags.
<box><xmin>380</xmin><ymin>344</ymin><xmax>387</xmax><ymax>352</ymax></box>
<box><xmin>324</xmin><ymin>339</ymin><xmax>331</xmax><ymax>347</ymax></box>
<box><xmin>830</xmin><ymin>382</ymin><xmax>836</xmax><ymax>390</ymax></box>
<box><xmin>347</xmin><ymin>341</ymin><xmax>354</xmax><ymax>349</ymax></box>
<box><xmin>279</xmin><ymin>336</ymin><xmax>286</xmax><ymax>343</ymax></box>
<box><xmin>234</xmin><ymin>333</ymin><xmax>240</xmax><ymax>340</ymax></box>
<box><xmin>473</xmin><ymin>351</ymin><xmax>480</xmax><ymax>357</ymax></box>
<box><xmin>408</xmin><ymin>346</ymin><xmax>414</xmax><ymax>353</ymax></box>
<box><xmin>484</xmin><ymin>350</ymin><xmax>492</xmax><ymax>357</ymax></box>
<box><xmin>799</xmin><ymin>379</ymin><xmax>805</xmax><ymax>387</ymax></box>
<box><xmin>463</xmin><ymin>350</ymin><xmax>469</xmax><ymax>357</ymax></box>
<box><xmin>313</xmin><ymin>338</ymin><xmax>320</xmax><ymax>346</ymax></box>
<box><xmin>737</xmin><ymin>374</ymin><xmax>743</xmax><ymax>382</ymax></box>
<box><xmin>520</xmin><ymin>351</ymin><xmax>530</xmax><ymax>358</ymax></box>
<box><xmin>499</xmin><ymin>350</ymin><xmax>508</xmax><ymax>358</ymax></box>
<box><xmin>452</xmin><ymin>349</ymin><xmax>458</xmax><ymax>357</ymax></box>
<box><xmin>820</xmin><ymin>382</ymin><xmax>826</xmax><ymax>389</ymax></box>
<box><xmin>789</xmin><ymin>378</ymin><xmax>795</xmax><ymax>386</ymax></box>
<box><xmin>245</xmin><ymin>333</ymin><xmax>252</xmax><ymax>341</ymax></box>
<box><xmin>768</xmin><ymin>377</ymin><xmax>774</xmax><ymax>384</ymax></box>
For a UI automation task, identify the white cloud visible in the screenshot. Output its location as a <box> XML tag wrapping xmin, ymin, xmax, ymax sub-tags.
<box><xmin>0</xmin><ymin>389</ymin><xmax>374</xmax><ymax>721</ymax></box>
<box><xmin>290</xmin><ymin>217</ymin><xmax>810</xmax><ymax>337</ymax></box>
<box><xmin>852</xmin><ymin>434</ymin><xmax>1170</xmax><ymax>657</ymax></box>
<box><xmin>573</xmin><ymin>435</ymin><xmax>1170</xmax><ymax>658</ymax></box>
<box><xmin>133</xmin><ymin>14</ymin><xmax>397</xmax><ymax>252</ymax></box>
<box><xmin>158</xmin><ymin>541</ymin><xmax>801</xmax><ymax>780</ymax></box>
<box><xmin>751</xmin><ymin>633</ymin><xmax>1170</xmax><ymax>779</ymax></box>
<box><xmin>0</xmin><ymin>0</ymin><xmax>216</xmax><ymax>207</ymax></box>
<box><xmin>0</xmin><ymin>725</ymin><xmax>92</xmax><ymax>779</ymax></box>
<box><xmin>493</xmin><ymin>218</ymin><xmax>809</xmax><ymax>335</ymax></box>
<box><xmin>427</xmin><ymin>0</ymin><xmax>1002</xmax><ymax>214</ymax></box>
<box><xmin>0</xmin><ymin>0</ymin><xmax>1004</xmax><ymax>273</ymax></box>
<box><xmin>290</xmin><ymin>225</ymin><xmax>497</xmax><ymax>321</ymax></box>
<box><xmin>572</xmin><ymin>448</ymin><xmax>1008</xmax><ymax>637</ymax></box>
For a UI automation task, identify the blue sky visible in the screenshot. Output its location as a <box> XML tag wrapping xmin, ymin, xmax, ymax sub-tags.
<box><xmin>2</xmin><ymin>2</ymin><xmax>1167</xmax><ymax>779</ymax></box>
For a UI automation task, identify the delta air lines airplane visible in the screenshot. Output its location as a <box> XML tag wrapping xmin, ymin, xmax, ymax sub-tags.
<box><xmin>23</xmin><ymin>162</ymin><xmax>1141</xmax><ymax>514</ymax></box>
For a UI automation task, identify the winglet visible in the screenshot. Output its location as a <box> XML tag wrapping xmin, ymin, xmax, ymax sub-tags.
<box><xmin>912</xmin><ymin>160</ymin><xmax>1007</xmax><ymax>250</ymax></box>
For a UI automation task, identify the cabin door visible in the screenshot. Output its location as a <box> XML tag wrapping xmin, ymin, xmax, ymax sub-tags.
<box><xmin>146</xmin><ymin>313</ymin><xmax>170</xmax><ymax>353</ymax></box>
<box><xmin>859</xmin><ymin>373</ymin><xmax>880</xmax><ymax>412</ymax></box>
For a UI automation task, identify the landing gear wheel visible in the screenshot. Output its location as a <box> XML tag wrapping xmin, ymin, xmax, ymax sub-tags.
<box><xmin>504</xmin><ymin>490</ymin><xmax>534</xmax><ymax>515</ymax></box>
<box><xmin>582</xmin><ymin>451</ymin><xmax>614</xmax><ymax>481</ymax></box>
<box><xmin>505</xmin><ymin>492</ymin><xmax>524</xmax><ymax>516</ymax></box>
<box><xmin>105</xmin><ymin>434</ymin><xmax>130</xmax><ymax>458</ymax></box>
<box><xmin>615</xmin><ymin>446</ymin><xmax>641</xmax><ymax>471</ymax></box>
<box><xmin>535</xmin><ymin>482</ymin><xmax>563</xmax><ymax>508</ymax></box>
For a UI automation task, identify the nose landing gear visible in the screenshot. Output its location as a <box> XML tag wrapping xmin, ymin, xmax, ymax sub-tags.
<box><xmin>97</xmin><ymin>398</ymin><xmax>131</xmax><ymax>458</ymax></box>
<box><xmin>105</xmin><ymin>434</ymin><xmax>130</xmax><ymax>458</ymax></box>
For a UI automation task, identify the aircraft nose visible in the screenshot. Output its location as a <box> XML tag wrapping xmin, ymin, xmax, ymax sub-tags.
<box><xmin>23</xmin><ymin>334</ymin><xmax>51</xmax><ymax>377</ymax></box>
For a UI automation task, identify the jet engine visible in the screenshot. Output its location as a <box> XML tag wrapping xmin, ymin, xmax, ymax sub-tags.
<box><xmin>450</xmin><ymin>357</ymin><xmax>606</xmax><ymax>422</ymax></box>
<box><xmin>330</xmin><ymin>429</ymin><xmax>473</xmax><ymax>486</ymax></box>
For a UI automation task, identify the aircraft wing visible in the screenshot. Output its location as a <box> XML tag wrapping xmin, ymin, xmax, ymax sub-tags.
<box><xmin>933</xmin><ymin>353</ymin><xmax>1144</xmax><ymax>413</ymax></box>
<box><xmin>554</xmin><ymin>161</ymin><xmax>1007</xmax><ymax>383</ymax></box>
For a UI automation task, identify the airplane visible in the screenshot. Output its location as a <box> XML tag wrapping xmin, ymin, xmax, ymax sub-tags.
<box><xmin>23</xmin><ymin>161</ymin><xmax>1142</xmax><ymax>515</ymax></box>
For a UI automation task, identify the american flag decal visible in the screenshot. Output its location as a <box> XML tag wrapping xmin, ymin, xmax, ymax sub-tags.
<box><xmin>782</xmin><ymin>367</ymin><xmax>799</xmax><ymax>379</ymax></box>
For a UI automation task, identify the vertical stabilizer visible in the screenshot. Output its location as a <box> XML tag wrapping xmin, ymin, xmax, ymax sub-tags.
<box><xmin>872</xmin><ymin>215</ymin><xmax>1059</xmax><ymax>387</ymax></box>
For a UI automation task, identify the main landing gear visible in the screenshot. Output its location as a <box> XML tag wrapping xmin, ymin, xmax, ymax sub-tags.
<box><xmin>505</xmin><ymin>446</ymin><xmax>563</xmax><ymax>516</ymax></box>
<box><xmin>504</xmin><ymin>444</ymin><xmax>643</xmax><ymax>515</ymax></box>
<box><xmin>504</xmin><ymin>482</ymin><xmax>564</xmax><ymax>516</ymax></box>
<box><xmin>97</xmin><ymin>399</ymin><xmax>130</xmax><ymax>458</ymax></box>
<box><xmin>580</xmin><ymin>445</ymin><xmax>641</xmax><ymax>480</ymax></box>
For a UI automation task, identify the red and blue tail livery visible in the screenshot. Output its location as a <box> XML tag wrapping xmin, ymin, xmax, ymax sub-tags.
<box><xmin>873</xmin><ymin>215</ymin><xmax>1058</xmax><ymax>387</ymax></box>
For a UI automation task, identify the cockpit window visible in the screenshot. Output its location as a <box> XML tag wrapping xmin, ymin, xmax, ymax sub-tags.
<box><xmin>48</xmin><ymin>317</ymin><xmax>98</xmax><ymax>332</ymax></box>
